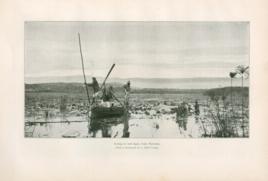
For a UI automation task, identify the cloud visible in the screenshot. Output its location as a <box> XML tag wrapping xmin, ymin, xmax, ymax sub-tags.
<box><xmin>25</xmin><ymin>22</ymin><xmax>249</xmax><ymax>78</ymax></box>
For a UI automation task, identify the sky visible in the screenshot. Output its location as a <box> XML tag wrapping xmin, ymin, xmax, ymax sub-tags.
<box><xmin>25</xmin><ymin>22</ymin><xmax>249</xmax><ymax>78</ymax></box>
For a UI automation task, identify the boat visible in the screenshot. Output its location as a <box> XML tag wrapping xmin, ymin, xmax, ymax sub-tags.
<box><xmin>91</xmin><ymin>104</ymin><xmax>125</xmax><ymax>119</ymax></box>
<box><xmin>78</xmin><ymin>33</ymin><xmax>128</xmax><ymax>121</ymax></box>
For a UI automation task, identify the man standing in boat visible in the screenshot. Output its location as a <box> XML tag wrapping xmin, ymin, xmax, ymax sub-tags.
<box><xmin>87</xmin><ymin>77</ymin><xmax>100</xmax><ymax>93</ymax></box>
<box><xmin>102</xmin><ymin>85</ymin><xmax>114</xmax><ymax>102</ymax></box>
<box><xmin>87</xmin><ymin>77</ymin><xmax>100</xmax><ymax>102</ymax></box>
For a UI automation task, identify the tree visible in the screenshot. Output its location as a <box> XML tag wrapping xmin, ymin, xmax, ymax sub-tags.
<box><xmin>236</xmin><ymin>65</ymin><xmax>249</xmax><ymax>137</ymax></box>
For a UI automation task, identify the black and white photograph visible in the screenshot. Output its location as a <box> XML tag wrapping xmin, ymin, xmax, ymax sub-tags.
<box><xmin>24</xmin><ymin>21</ymin><xmax>249</xmax><ymax>138</ymax></box>
<box><xmin>3</xmin><ymin>0</ymin><xmax>268</xmax><ymax>180</ymax></box>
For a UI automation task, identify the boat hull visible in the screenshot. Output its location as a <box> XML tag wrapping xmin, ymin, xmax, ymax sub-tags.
<box><xmin>91</xmin><ymin>106</ymin><xmax>125</xmax><ymax>119</ymax></box>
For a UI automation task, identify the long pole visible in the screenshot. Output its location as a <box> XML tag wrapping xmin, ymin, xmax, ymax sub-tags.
<box><xmin>111</xmin><ymin>92</ymin><xmax>124</xmax><ymax>107</ymax></box>
<box><xmin>100</xmin><ymin>63</ymin><xmax>115</xmax><ymax>90</ymax></box>
<box><xmin>78</xmin><ymin>33</ymin><xmax>91</xmax><ymax>106</ymax></box>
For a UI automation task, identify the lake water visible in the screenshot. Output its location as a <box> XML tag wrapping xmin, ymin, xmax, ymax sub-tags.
<box><xmin>25</xmin><ymin>113</ymin><xmax>204</xmax><ymax>138</ymax></box>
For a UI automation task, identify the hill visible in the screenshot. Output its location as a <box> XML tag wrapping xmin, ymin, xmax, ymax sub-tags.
<box><xmin>25</xmin><ymin>76</ymin><xmax>249</xmax><ymax>89</ymax></box>
<box><xmin>25</xmin><ymin>83</ymin><xmax>249</xmax><ymax>96</ymax></box>
<box><xmin>25</xmin><ymin>82</ymin><xmax>207</xmax><ymax>94</ymax></box>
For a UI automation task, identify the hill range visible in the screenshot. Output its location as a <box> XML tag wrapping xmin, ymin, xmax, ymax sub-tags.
<box><xmin>25</xmin><ymin>76</ymin><xmax>249</xmax><ymax>89</ymax></box>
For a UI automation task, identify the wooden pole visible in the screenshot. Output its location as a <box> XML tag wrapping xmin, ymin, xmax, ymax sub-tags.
<box><xmin>100</xmin><ymin>63</ymin><xmax>115</xmax><ymax>90</ymax></box>
<box><xmin>78</xmin><ymin>33</ymin><xmax>91</xmax><ymax>107</ymax></box>
<box><xmin>111</xmin><ymin>92</ymin><xmax>124</xmax><ymax>107</ymax></box>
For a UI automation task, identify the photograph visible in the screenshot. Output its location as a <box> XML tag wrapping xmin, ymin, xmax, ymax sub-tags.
<box><xmin>24</xmin><ymin>21</ymin><xmax>249</xmax><ymax>138</ymax></box>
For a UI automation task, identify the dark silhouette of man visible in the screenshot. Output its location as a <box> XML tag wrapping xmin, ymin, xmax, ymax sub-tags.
<box><xmin>87</xmin><ymin>77</ymin><xmax>100</xmax><ymax>93</ymax></box>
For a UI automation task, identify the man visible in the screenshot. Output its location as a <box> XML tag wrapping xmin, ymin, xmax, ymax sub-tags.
<box><xmin>194</xmin><ymin>100</ymin><xmax>200</xmax><ymax>116</ymax></box>
<box><xmin>87</xmin><ymin>77</ymin><xmax>100</xmax><ymax>103</ymax></box>
<box><xmin>176</xmin><ymin>102</ymin><xmax>188</xmax><ymax>130</ymax></box>
<box><xmin>123</xmin><ymin>81</ymin><xmax>131</xmax><ymax>106</ymax></box>
<box><xmin>123</xmin><ymin>81</ymin><xmax>131</xmax><ymax>93</ymax></box>
<box><xmin>102</xmin><ymin>86</ymin><xmax>114</xmax><ymax>102</ymax></box>
<box><xmin>44</xmin><ymin>106</ymin><xmax>49</xmax><ymax>121</ymax></box>
<box><xmin>87</xmin><ymin>77</ymin><xmax>100</xmax><ymax>93</ymax></box>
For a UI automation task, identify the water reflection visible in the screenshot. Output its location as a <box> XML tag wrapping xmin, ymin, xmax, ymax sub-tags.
<box><xmin>89</xmin><ymin>111</ymin><xmax>130</xmax><ymax>138</ymax></box>
<box><xmin>25</xmin><ymin>105</ymin><xmax>204</xmax><ymax>138</ymax></box>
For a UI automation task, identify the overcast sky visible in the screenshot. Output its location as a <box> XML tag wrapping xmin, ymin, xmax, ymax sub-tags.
<box><xmin>25</xmin><ymin>22</ymin><xmax>249</xmax><ymax>78</ymax></box>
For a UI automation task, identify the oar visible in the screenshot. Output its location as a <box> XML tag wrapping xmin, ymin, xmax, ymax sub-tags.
<box><xmin>100</xmin><ymin>63</ymin><xmax>115</xmax><ymax>90</ymax></box>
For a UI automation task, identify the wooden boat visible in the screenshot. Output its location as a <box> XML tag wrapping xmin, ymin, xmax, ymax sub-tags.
<box><xmin>78</xmin><ymin>33</ymin><xmax>128</xmax><ymax>122</ymax></box>
<box><xmin>91</xmin><ymin>105</ymin><xmax>125</xmax><ymax>119</ymax></box>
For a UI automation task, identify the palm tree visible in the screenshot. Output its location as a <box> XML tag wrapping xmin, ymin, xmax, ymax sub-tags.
<box><xmin>229</xmin><ymin>72</ymin><xmax>237</xmax><ymax>109</ymax></box>
<box><xmin>236</xmin><ymin>65</ymin><xmax>249</xmax><ymax>89</ymax></box>
<box><xmin>236</xmin><ymin>65</ymin><xmax>249</xmax><ymax>137</ymax></box>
